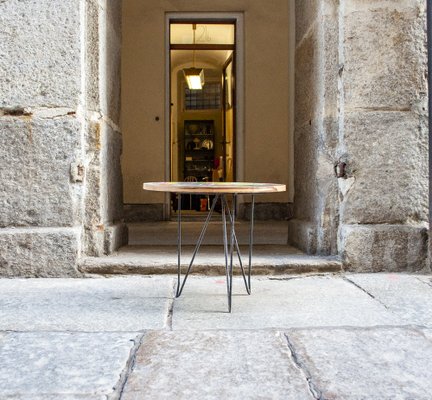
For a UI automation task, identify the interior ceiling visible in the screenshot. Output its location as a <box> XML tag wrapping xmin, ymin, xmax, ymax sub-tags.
<box><xmin>170</xmin><ymin>24</ymin><xmax>234</xmax><ymax>45</ymax></box>
<box><xmin>170</xmin><ymin>24</ymin><xmax>234</xmax><ymax>70</ymax></box>
<box><xmin>171</xmin><ymin>50</ymin><xmax>232</xmax><ymax>70</ymax></box>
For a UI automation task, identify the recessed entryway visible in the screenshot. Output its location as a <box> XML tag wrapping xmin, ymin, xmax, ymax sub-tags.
<box><xmin>122</xmin><ymin>5</ymin><xmax>293</xmax><ymax>224</ymax></box>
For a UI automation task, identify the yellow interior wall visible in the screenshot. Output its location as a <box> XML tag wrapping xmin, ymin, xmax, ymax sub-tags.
<box><xmin>122</xmin><ymin>0</ymin><xmax>292</xmax><ymax>204</ymax></box>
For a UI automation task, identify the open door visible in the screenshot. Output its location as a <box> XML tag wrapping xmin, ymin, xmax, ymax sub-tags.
<box><xmin>169</xmin><ymin>21</ymin><xmax>236</xmax><ymax>215</ymax></box>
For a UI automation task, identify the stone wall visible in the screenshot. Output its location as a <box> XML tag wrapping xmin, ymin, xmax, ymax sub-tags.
<box><xmin>339</xmin><ymin>0</ymin><xmax>428</xmax><ymax>272</ymax></box>
<box><xmin>0</xmin><ymin>0</ymin><xmax>126</xmax><ymax>276</ymax></box>
<box><xmin>0</xmin><ymin>0</ymin><xmax>83</xmax><ymax>276</ymax></box>
<box><xmin>291</xmin><ymin>0</ymin><xmax>429</xmax><ymax>272</ymax></box>
<box><xmin>82</xmin><ymin>0</ymin><xmax>127</xmax><ymax>257</ymax></box>
<box><xmin>289</xmin><ymin>0</ymin><xmax>340</xmax><ymax>255</ymax></box>
<box><xmin>0</xmin><ymin>0</ymin><xmax>429</xmax><ymax>275</ymax></box>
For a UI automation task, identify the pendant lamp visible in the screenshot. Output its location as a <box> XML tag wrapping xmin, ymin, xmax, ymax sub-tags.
<box><xmin>183</xmin><ymin>24</ymin><xmax>205</xmax><ymax>90</ymax></box>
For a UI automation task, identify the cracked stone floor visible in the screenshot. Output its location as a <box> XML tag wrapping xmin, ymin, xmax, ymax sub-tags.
<box><xmin>0</xmin><ymin>273</ymin><xmax>432</xmax><ymax>399</ymax></box>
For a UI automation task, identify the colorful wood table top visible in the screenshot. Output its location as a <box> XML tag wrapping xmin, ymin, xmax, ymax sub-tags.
<box><xmin>143</xmin><ymin>181</ymin><xmax>286</xmax><ymax>194</ymax></box>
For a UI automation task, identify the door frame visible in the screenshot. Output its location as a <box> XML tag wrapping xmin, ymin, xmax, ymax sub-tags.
<box><xmin>222</xmin><ymin>53</ymin><xmax>235</xmax><ymax>182</ymax></box>
<box><xmin>164</xmin><ymin>12</ymin><xmax>245</xmax><ymax>218</ymax></box>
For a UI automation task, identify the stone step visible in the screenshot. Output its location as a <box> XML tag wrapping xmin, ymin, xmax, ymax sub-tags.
<box><xmin>127</xmin><ymin>221</ymin><xmax>289</xmax><ymax>246</ymax></box>
<box><xmin>79</xmin><ymin>245</ymin><xmax>343</xmax><ymax>276</ymax></box>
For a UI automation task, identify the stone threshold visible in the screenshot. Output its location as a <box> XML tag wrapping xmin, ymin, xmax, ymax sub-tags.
<box><xmin>79</xmin><ymin>245</ymin><xmax>342</xmax><ymax>276</ymax></box>
<box><xmin>127</xmin><ymin>220</ymin><xmax>290</xmax><ymax>246</ymax></box>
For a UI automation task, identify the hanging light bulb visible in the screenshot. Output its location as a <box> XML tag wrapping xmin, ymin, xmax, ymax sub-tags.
<box><xmin>183</xmin><ymin>67</ymin><xmax>205</xmax><ymax>90</ymax></box>
<box><xmin>183</xmin><ymin>24</ymin><xmax>205</xmax><ymax>90</ymax></box>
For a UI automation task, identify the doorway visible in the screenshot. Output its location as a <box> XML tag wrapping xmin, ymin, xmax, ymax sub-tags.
<box><xmin>167</xmin><ymin>15</ymin><xmax>243</xmax><ymax>217</ymax></box>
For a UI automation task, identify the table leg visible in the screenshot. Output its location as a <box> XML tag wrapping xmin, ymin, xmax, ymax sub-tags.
<box><xmin>248</xmin><ymin>195</ymin><xmax>255</xmax><ymax>293</ymax></box>
<box><xmin>221</xmin><ymin>195</ymin><xmax>230</xmax><ymax>309</ymax></box>
<box><xmin>176</xmin><ymin>193</ymin><xmax>220</xmax><ymax>297</ymax></box>
<box><xmin>228</xmin><ymin>194</ymin><xmax>236</xmax><ymax>312</ymax></box>
<box><xmin>176</xmin><ymin>192</ymin><xmax>256</xmax><ymax>313</ymax></box>
<box><xmin>222</xmin><ymin>196</ymin><xmax>251</xmax><ymax>295</ymax></box>
<box><xmin>177</xmin><ymin>193</ymin><xmax>182</xmax><ymax>297</ymax></box>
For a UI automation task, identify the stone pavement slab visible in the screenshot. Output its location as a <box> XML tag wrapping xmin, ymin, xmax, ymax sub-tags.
<box><xmin>1</xmin><ymin>273</ymin><xmax>432</xmax><ymax>399</ymax></box>
<box><xmin>122</xmin><ymin>330</ymin><xmax>314</xmax><ymax>400</ymax></box>
<box><xmin>1</xmin><ymin>396</ymin><xmax>103</xmax><ymax>400</ymax></box>
<box><xmin>172</xmin><ymin>275</ymin><xmax>400</xmax><ymax>330</ymax></box>
<box><xmin>417</xmin><ymin>275</ymin><xmax>432</xmax><ymax>287</ymax></box>
<box><xmin>421</xmin><ymin>328</ymin><xmax>432</xmax><ymax>342</ymax></box>
<box><xmin>0</xmin><ymin>331</ymin><xmax>137</xmax><ymax>399</ymax></box>
<box><xmin>286</xmin><ymin>327</ymin><xmax>432</xmax><ymax>400</ymax></box>
<box><xmin>0</xmin><ymin>277</ymin><xmax>174</xmax><ymax>331</ymax></box>
<box><xmin>346</xmin><ymin>273</ymin><xmax>432</xmax><ymax>326</ymax></box>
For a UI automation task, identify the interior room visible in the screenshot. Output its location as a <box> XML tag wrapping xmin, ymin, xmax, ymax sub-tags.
<box><xmin>170</xmin><ymin>23</ymin><xmax>236</xmax><ymax>214</ymax></box>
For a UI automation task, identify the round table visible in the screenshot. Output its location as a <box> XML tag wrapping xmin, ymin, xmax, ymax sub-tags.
<box><xmin>144</xmin><ymin>181</ymin><xmax>286</xmax><ymax>312</ymax></box>
<box><xmin>144</xmin><ymin>181</ymin><xmax>286</xmax><ymax>194</ymax></box>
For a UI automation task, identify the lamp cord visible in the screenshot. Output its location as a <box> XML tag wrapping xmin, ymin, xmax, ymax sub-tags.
<box><xmin>192</xmin><ymin>23</ymin><xmax>196</xmax><ymax>67</ymax></box>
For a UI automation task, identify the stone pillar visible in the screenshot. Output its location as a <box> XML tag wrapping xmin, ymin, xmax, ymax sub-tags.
<box><xmin>0</xmin><ymin>0</ymin><xmax>83</xmax><ymax>276</ymax></box>
<box><xmin>82</xmin><ymin>0</ymin><xmax>127</xmax><ymax>257</ymax></box>
<box><xmin>292</xmin><ymin>0</ymin><xmax>429</xmax><ymax>272</ymax></box>
<box><xmin>289</xmin><ymin>1</ymin><xmax>340</xmax><ymax>255</ymax></box>
<box><xmin>0</xmin><ymin>0</ymin><xmax>126</xmax><ymax>277</ymax></box>
<box><xmin>339</xmin><ymin>0</ymin><xmax>428</xmax><ymax>272</ymax></box>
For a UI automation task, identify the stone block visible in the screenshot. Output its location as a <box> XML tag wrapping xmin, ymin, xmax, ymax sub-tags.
<box><xmin>126</xmin><ymin>221</ymin><xmax>289</xmax><ymax>246</ymax></box>
<box><xmin>340</xmin><ymin>223</ymin><xmax>428</xmax><ymax>272</ymax></box>
<box><xmin>295</xmin><ymin>26</ymin><xmax>322</xmax><ymax>127</ymax></box>
<box><xmin>83</xmin><ymin>122</ymin><xmax>123</xmax><ymax>256</ymax></box>
<box><xmin>295</xmin><ymin>3</ymin><xmax>340</xmax><ymax>128</ymax></box>
<box><xmin>295</xmin><ymin>1</ymin><xmax>320</xmax><ymax>45</ymax></box>
<box><xmin>286</xmin><ymin>327</ymin><xmax>432</xmax><ymax>400</ymax></box>
<box><xmin>239</xmin><ymin>202</ymin><xmax>291</xmax><ymax>221</ymax></box>
<box><xmin>343</xmin><ymin>2</ymin><xmax>427</xmax><ymax>110</ymax></box>
<box><xmin>288</xmin><ymin>219</ymin><xmax>318</xmax><ymax>254</ymax></box>
<box><xmin>101</xmin><ymin>0</ymin><xmax>122</xmax><ymax>125</ymax></box>
<box><xmin>0</xmin><ymin>331</ymin><xmax>136</xmax><ymax>398</ymax></box>
<box><xmin>83</xmin><ymin>170</ymin><xmax>104</xmax><ymax>257</ymax></box>
<box><xmin>102</xmin><ymin>125</ymin><xmax>123</xmax><ymax>223</ymax></box>
<box><xmin>0</xmin><ymin>116</ymin><xmax>82</xmax><ymax>227</ymax></box>
<box><xmin>84</xmin><ymin>0</ymin><xmax>122</xmax><ymax>122</ymax></box>
<box><xmin>122</xmin><ymin>330</ymin><xmax>314</xmax><ymax>399</ymax></box>
<box><xmin>83</xmin><ymin>120</ymin><xmax>103</xmax><ymax>256</ymax></box>
<box><xmin>0</xmin><ymin>228</ymin><xmax>81</xmax><ymax>277</ymax></box>
<box><xmin>322</xmin><ymin>16</ymin><xmax>340</xmax><ymax>136</ymax></box>
<box><xmin>83</xmin><ymin>0</ymin><xmax>100</xmax><ymax>112</ymax></box>
<box><xmin>292</xmin><ymin>123</ymin><xmax>338</xmax><ymax>257</ymax></box>
<box><xmin>0</xmin><ymin>0</ymin><xmax>81</xmax><ymax>108</ymax></box>
<box><xmin>123</xmin><ymin>204</ymin><xmax>164</xmax><ymax>222</ymax></box>
<box><xmin>104</xmin><ymin>222</ymin><xmax>128</xmax><ymax>254</ymax></box>
<box><xmin>341</xmin><ymin>111</ymin><xmax>428</xmax><ymax>224</ymax></box>
<box><xmin>293</xmin><ymin>123</ymin><xmax>320</xmax><ymax>222</ymax></box>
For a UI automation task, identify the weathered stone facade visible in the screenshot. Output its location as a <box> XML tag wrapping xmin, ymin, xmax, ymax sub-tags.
<box><xmin>290</xmin><ymin>0</ymin><xmax>429</xmax><ymax>272</ymax></box>
<box><xmin>0</xmin><ymin>0</ymin><xmax>126</xmax><ymax>276</ymax></box>
<box><xmin>0</xmin><ymin>0</ymin><xmax>429</xmax><ymax>276</ymax></box>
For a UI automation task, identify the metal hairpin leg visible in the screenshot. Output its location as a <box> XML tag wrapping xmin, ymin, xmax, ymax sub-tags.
<box><xmin>221</xmin><ymin>196</ymin><xmax>251</xmax><ymax>295</ymax></box>
<box><xmin>176</xmin><ymin>192</ymin><xmax>256</xmax><ymax>313</ymax></box>
<box><xmin>176</xmin><ymin>193</ymin><xmax>220</xmax><ymax>297</ymax></box>
<box><xmin>248</xmin><ymin>195</ymin><xmax>255</xmax><ymax>292</ymax></box>
<box><xmin>221</xmin><ymin>194</ymin><xmax>230</xmax><ymax>307</ymax></box>
<box><xmin>227</xmin><ymin>194</ymin><xmax>236</xmax><ymax>312</ymax></box>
